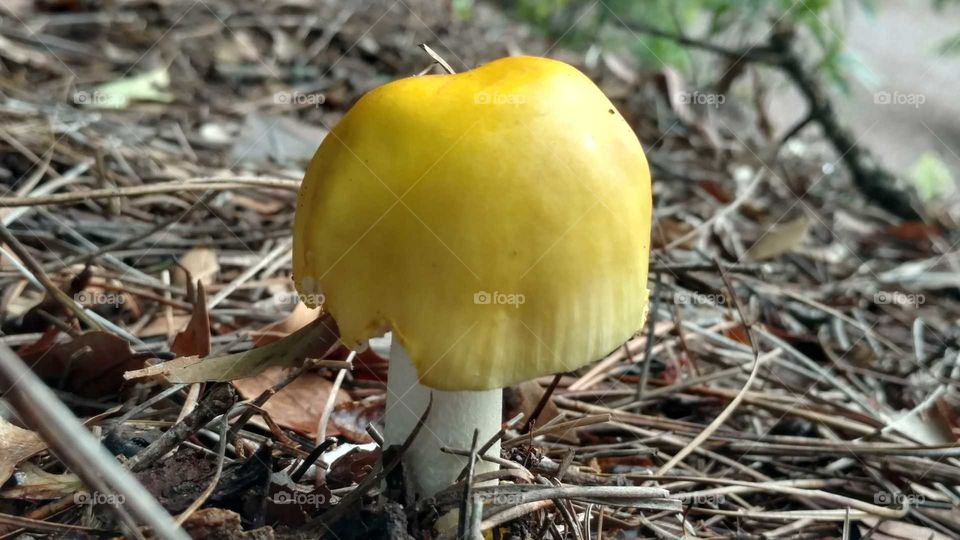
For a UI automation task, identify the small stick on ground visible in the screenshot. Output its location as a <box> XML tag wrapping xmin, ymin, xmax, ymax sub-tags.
<box><xmin>522</xmin><ymin>374</ymin><xmax>562</xmax><ymax>433</ymax></box>
<box><xmin>458</xmin><ymin>429</ymin><xmax>480</xmax><ymax>539</ymax></box>
<box><xmin>126</xmin><ymin>384</ymin><xmax>237</xmax><ymax>472</ymax></box>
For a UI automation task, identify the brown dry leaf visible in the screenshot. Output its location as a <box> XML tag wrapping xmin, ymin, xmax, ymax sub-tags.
<box><xmin>882</xmin><ymin>221</ymin><xmax>941</xmax><ymax>244</ymax></box>
<box><xmin>173</xmin><ymin>247</ymin><xmax>219</xmax><ymax>288</ymax></box>
<box><xmin>16</xmin><ymin>267</ymin><xmax>91</xmax><ymax>334</ymax></box>
<box><xmin>350</xmin><ymin>347</ymin><xmax>389</xmax><ymax>384</ymax></box>
<box><xmin>329</xmin><ymin>397</ymin><xmax>384</xmax><ymax>443</ymax></box>
<box><xmin>698</xmin><ymin>179</ymin><xmax>732</xmax><ymax>204</ymax></box>
<box><xmin>516</xmin><ymin>380</ymin><xmax>575</xmax><ymax>442</ymax></box>
<box><xmin>171</xmin><ymin>283</ymin><xmax>211</xmax><ymax>358</ymax></box>
<box><xmin>0</xmin><ymin>418</ymin><xmax>45</xmax><ymax>486</ymax></box>
<box><xmin>21</xmin><ymin>332</ymin><xmax>152</xmax><ymax>397</ymax></box>
<box><xmin>251</xmin><ymin>303</ymin><xmax>321</xmax><ymax>346</ymax></box>
<box><xmin>0</xmin><ymin>462</ymin><xmax>81</xmax><ymax>500</ymax></box>
<box><xmin>746</xmin><ymin>216</ymin><xmax>810</xmax><ymax>260</ymax></box>
<box><xmin>232</xmin><ymin>367</ymin><xmax>349</xmax><ymax>438</ymax></box>
<box><xmin>652</xmin><ymin>218</ymin><xmax>695</xmax><ymax>249</ymax></box>
<box><xmin>16</xmin><ymin>326</ymin><xmax>63</xmax><ymax>358</ymax></box>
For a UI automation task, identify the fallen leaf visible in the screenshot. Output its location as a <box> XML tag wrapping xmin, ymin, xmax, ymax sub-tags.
<box><xmin>230</xmin><ymin>113</ymin><xmax>328</xmax><ymax>165</ymax></box>
<box><xmin>885</xmin><ymin>396</ymin><xmax>954</xmax><ymax>445</ymax></box>
<box><xmin>21</xmin><ymin>332</ymin><xmax>152</xmax><ymax>397</ymax></box>
<box><xmin>0</xmin><ymin>418</ymin><xmax>46</xmax><ymax>486</ymax></box>
<box><xmin>349</xmin><ymin>347</ymin><xmax>389</xmax><ymax>384</ymax></box>
<box><xmin>233</xmin><ymin>367</ymin><xmax>349</xmax><ymax>438</ymax></box>
<box><xmin>698</xmin><ymin>180</ymin><xmax>732</xmax><ymax>204</ymax></box>
<box><xmin>746</xmin><ymin>216</ymin><xmax>810</xmax><ymax>260</ymax></box>
<box><xmin>125</xmin><ymin>315</ymin><xmax>340</xmax><ymax>383</ymax></box>
<box><xmin>329</xmin><ymin>397</ymin><xmax>384</xmax><ymax>443</ymax></box>
<box><xmin>170</xmin><ymin>283</ymin><xmax>211</xmax><ymax>358</ymax></box>
<box><xmin>0</xmin><ymin>462</ymin><xmax>81</xmax><ymax>500</ymax></box>
<box><xmin>252</xmin><ymin>303</ymin><xmax>321</xmax><ymax>346</ymax></box>
<box><xmin>15</xmin><ymin>267</ymin><xmax>90</xmax><ymax>334</ymax></box>
<box><xmin>882</xmin><ymin>221</ymin><xmax>941</xmax><ymax>244</ymax></box>
<box><xmin>910</xmin><ymin>152</ymin><xmax>956</xmax><ymax>202</ymax></box>
<box><xmin>85</xmin><ymin>67</ymin><xmax>174</xmax><ymax>109</ymax></box>
<box><xmin>16</xmin><ymin>326</ymin><xmax>63</xmax><ymax>358</ymax></box>
<box><xmin>173</xmin><ymin>248</ymin><xmax>220</xmax><ymax>289</ymax></box>
<box><xmin>327</xmin><ymin>447</ymin><xmax>380</xmax><ymax>489</ymax></box>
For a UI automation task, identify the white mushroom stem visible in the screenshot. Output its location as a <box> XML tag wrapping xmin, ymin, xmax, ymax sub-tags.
<box><xmin>384</xmin><ymin>336</ymin><xmax>501</xmax><ymax>498</ymax></box>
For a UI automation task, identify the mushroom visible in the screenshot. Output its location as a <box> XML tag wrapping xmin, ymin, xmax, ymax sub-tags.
<box><xmin>293</xmin><ymin>56</ymin><xmax>652</xmax><ymax>498</ymax></box>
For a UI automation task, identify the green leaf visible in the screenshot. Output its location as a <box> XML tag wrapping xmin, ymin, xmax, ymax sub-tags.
<box><xmin>910</xmin><ymin>153</ymin><xmax>956</xmax><ymax>202</ymax></box>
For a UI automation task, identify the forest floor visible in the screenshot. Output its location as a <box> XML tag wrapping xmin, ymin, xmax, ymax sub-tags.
<box><xmin>0</xmin><ymin>1</ymin><xmax>958</xmax><ymax>538</ymax></box>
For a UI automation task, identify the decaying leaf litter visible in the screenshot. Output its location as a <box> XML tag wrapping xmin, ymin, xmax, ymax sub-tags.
<box><xmin>0</xmin><ymin>0</ymin><xmax>959</xmax><ymax>538</ymax></box>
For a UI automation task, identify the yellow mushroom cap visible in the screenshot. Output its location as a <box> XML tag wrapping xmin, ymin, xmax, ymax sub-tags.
<box><xmin>293</xmin><ymin>56</ymin><xmax>652</xmax><ymax>391</ymax></box>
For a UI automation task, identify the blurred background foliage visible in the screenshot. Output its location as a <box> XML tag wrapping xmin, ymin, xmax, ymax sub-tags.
<box><xmin>459</xmin><ymin>0</ymin><xmax>960</xmax><ymax>198</ymax></box>
<box><xmin>452</xmin><ymin>0</ymin><xmax>960</xmax><ymax>94</ymax></box>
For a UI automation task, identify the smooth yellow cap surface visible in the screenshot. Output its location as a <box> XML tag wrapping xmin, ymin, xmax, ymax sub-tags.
<box><xmin>294</xmin><ymin>56</ymin><xmax>651</xmax><ymax>390</ymax></box>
